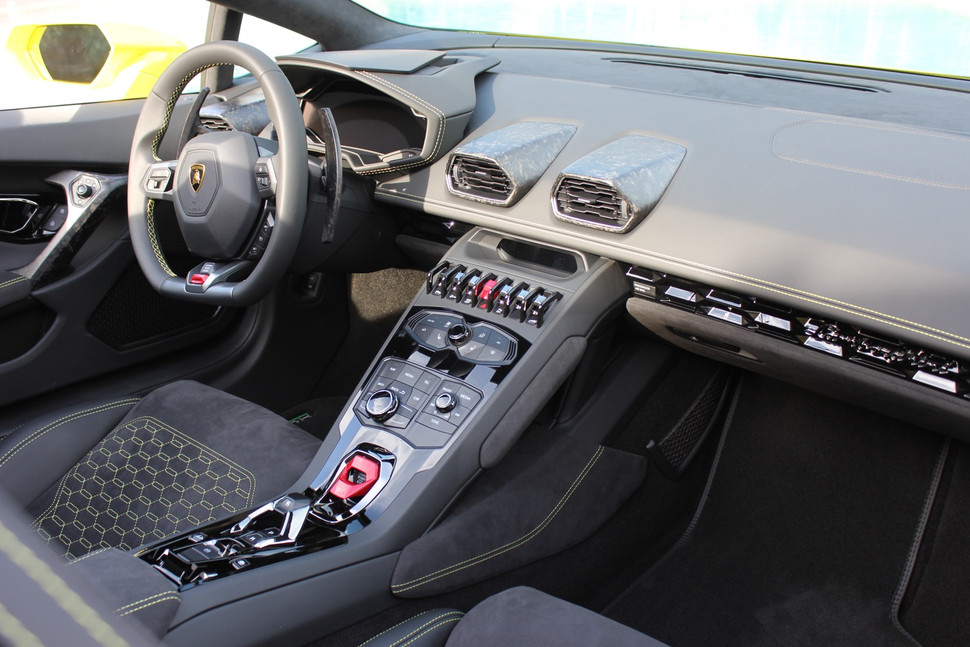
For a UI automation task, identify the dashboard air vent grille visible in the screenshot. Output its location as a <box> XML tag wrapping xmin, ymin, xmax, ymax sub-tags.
<box><xmin>554</xmin><ymin>178</ymin><xmax>627</xmax><ymax>229</ymax></box>
<box><xmin>199</xmin><ymin>115</ymin><xmax>233</xmax><ymax>132</ymax></box>
<box><xmin>449</xmin><ymin>155</ymin><xmax>513</xmax><ymax>202</ymax></box>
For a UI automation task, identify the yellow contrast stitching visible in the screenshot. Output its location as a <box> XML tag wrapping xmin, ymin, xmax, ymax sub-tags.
<box><xmin>66</xmin><ymin>547</ymin><xmax>112</xmax><ymax>564</ymax></box>
<box><xmin>0</xmin><ymin>519</ymin><xmax>128</xmax><ymax>647</ymax></box>
<box><xmin>0</xmin><ymin>276</ymin><xmax>27</xmax><ymax>291</ymax></box>
<box><xmin>114</xmin><ymin>591</ymin><xmax>177</xmax><ymax>614</ymax></box>
<box><xmin>0</xmin><ymin>399</ymin><xmax>140</xmax><ymax>470</ymax></box>
<box><xmin>116</xmin><ymin>594</ymin><xmax>180</xmax><ymax>618</ymax></box>
<box><xmin>376</xmin><ymin>187</ymin><xmax>970</xmax><ymax>351</ymax></box>
<box><xmin>146</xmin><ymin>199</ymin><xmax>175</xmax><ymax>277</ymax></box>
<box><xmin>33</xmin><ymin>416</ymin><xmax>257</xmax><ymax>558</ymax></box>
<box><xmin>398</xmin><ymin>616</ymin><xmax>464</xmax><ymax>647</ymax></box>
<box><xmin>145</xmin><ymin>62</ymin><xmax>233</xmax><ymax>277</ymax></box>
<box><xmin>150</xmin><ymin>63</ymin><xmax>234</xmax><ymax>161</ymax></box>
<box><xmin>0</xmin><ymin>600</ymin><xmax>44</xmax><ymax>647</ymax></box>
<box><xmin>356</xmin><ymin>71</ymin><xmax>446</xmax><ymax>175</ymax></box>
<box><xmin>358</xmin><ymin>611</ymin><xmax>463</xmax><ymax>647</ymax></box>
<box><xmin>392</xmin><ymin>447</ymin><xmax>604</xmax><ymax>593</ymax></box>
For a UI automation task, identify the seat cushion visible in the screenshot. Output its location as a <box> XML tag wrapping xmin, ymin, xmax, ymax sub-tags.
<box><xmin>445</xmin><ymin>587</ymin><xmax>668</xmax><ymax>647</ymax></box>
<box><xmin>1</xmin><ymin>381</ymin><xmax>321</xmax><ymax>558</ymax></box>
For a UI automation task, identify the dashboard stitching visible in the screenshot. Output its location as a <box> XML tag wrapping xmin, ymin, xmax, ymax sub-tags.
<box><xmin>770</xmin><ymin>119</ymin><xmax>970</xmax><ymax>190</ymax></box>
<box><xmin>355</xmin><ymin>71</ymin><xmax>446</xmax><ymax>175</ymax></box>
<box><xmin>376</xmin><ymin>188</ymin><xmax>970</xmax><ymax>350</ymax></box>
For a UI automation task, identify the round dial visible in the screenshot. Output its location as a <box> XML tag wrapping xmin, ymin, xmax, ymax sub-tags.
<box><xmin>365</xmin><ymin>389</ymin><xmax>399</xmax><ymax>422</ymax></box>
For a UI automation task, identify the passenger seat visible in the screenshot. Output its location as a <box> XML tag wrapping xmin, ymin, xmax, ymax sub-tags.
<box><xmin>361</xmin><ymin>586</ymin><xmax>667</xmax><ymax>647</ymax></box>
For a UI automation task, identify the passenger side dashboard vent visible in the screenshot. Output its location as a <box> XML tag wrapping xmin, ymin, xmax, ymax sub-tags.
<box><xmin>554</xmin><ymin>178</ymin><xmax>627</xmax><ymax>228</ymax></box>
<box><xmin>552</xmin><ymin>134</ymin><xmax>686</xmax><ymax>233</ymax></box>
<box><xmin>446</xmin><ymin>121</ymin><xmax>577</xmax><ymax>207</ymax></box>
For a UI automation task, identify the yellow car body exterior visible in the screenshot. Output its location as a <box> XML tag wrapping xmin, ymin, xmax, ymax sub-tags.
<box><xmin>6</xmin><ymin>23</ymin><xmax>186</xmax><ymax>102</ymax></box>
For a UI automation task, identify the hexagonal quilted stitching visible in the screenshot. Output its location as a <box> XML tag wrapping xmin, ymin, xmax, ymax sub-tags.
<box><xmin>33</xmin><ymin>416</ymin><xmax>255</xmax><ymax>559</ymax></box>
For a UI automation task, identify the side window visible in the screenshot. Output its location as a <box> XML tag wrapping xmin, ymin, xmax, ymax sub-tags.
<box><xmin>235</xmin><ymin>14</ymin><xmax>316</xmax><ymax>79</ymax></box>
<box><xmin>0</xmin><ymin>0</ymin><xmax>210</xmax><ymax>111</ymax></box>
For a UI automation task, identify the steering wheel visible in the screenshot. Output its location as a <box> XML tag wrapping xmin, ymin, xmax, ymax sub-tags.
<box><xmin>127</xmin><ymin>41</ymin><xmax>307</xmax><ymax>306</ymax></box>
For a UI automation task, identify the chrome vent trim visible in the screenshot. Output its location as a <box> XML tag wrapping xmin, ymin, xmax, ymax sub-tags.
<box><xmin>199</xmin><ymin>115</ymin><xmax>234</xmax><ymax>132</ymax></box>
<box><xmin>552</xmin><ymin>134</ymin><xmax>686</xmax><ymax>233</ymax></box>
<box><xmin>554</xmin><ymin>178</ymin><xmax>627</xmax><ymax>229</ymax></box>
<box><xmin>449</xmin><ymin>155</ymin><xmax>513</xmax><ymax>201</ymax></box>
<box><xmin>446</xmin><ymin>121</ymin><xmax>577</xmax><ymax>207</ymax></box>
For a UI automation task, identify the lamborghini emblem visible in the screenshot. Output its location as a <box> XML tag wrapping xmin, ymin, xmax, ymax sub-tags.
<box><xmin>189</xmin><ymin>164</ymin><xmax>205</xmax><ymax>192</ymax></box>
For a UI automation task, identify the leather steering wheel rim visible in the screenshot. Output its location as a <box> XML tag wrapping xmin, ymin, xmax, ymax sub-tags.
<box><xmin>127</xmin><ymin>41</ymin><xmax>307</xmax><ymax>306</ymax></box>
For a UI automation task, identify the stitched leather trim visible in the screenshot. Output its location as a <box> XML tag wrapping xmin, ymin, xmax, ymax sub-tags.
<box><xmin>145</xmin><ymin>62</ymin><xmax>234</xmax><ymax>278</ymax></box>
<box><xmin>376</xmin><ymin>186</ymin><xmax>970</xmax><ymax>353</ymax></box>
<box><xmin>115</xmin><ymin>593</ymin><xmax>179</xmax><ymax>618</ymax></box>
<box><xmin>355</xmin><ymin>71</ymin><xmax>446</xmax><ymax>175</ymax></box>
<box><xmin>358</xmin><ymin>611</ymin><xmax>464</xmax><ymax>647</ymax></box>
<box><xmin>0</xmin><ymin>519</ymin><xmax>128</xmax><ymax>647</ymax></box>
<box><xmin>0</xmin><ymin>399</ymin><xmax>141</xmax><ymax>471</ymax></box>
<box><xmin>392</xmin><ymin>446</ymin><xmax>604</xmax><ymax>594</ymax></box>
<box><xmin>0</xmin><ymin>275</ymin><xmax>27</xmax><ymax>291</ymax></box>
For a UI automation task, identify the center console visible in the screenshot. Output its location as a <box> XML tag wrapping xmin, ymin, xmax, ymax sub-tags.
<box><xmin>137</xmin><ymin>228</ymin><xmax>629</xmax><ymax>645</ymax></box>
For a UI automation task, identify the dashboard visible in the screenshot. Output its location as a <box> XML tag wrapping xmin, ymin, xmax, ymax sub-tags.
<box><xmin>261</xmin><ymin>45</ymin><xmax>970</xmax><ymax>431</ymax></box>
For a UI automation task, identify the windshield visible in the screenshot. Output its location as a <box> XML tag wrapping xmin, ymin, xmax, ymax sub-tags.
<box><xmin>353</xmin><ymin>0</ymin><xmax>970</xmax><ymax>79</ymax></box>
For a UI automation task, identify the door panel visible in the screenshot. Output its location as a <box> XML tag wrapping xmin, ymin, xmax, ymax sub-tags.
<box><xmin>0</xmin><ymin>98</ymin><xmax>245</xmax><ymax>409</ymax></box>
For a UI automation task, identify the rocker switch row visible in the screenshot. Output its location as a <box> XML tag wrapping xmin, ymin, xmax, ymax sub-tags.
<box><xmin>426</xmin><ymin>262</ymin><xmax>561</xmax><ymax>328</ymax></box>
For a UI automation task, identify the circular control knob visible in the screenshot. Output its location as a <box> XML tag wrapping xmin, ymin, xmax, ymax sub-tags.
<box><xmin>365</xmin><ymin>389</ymin><xmax>399</xmax><ymax>422</ymax></box>
<box><xmin>448</xmin><ymin>323</ymin><xmax>471</xmax><ymax>346</ymax></box>
<box><xmin>76</xmin><ymin>183</ymin><xmax>93</xmax><ymax>198</ymax></box>
<box><xmin>434</xmin><ymin>392</ymin><xmax>457</xmax><ymax>413</ymax></box>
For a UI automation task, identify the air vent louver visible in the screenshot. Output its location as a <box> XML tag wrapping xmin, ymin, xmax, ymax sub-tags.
<box><xmin>450</xmin><ymin>155</ymin><xmax>513</xmax><ymax>200</ymax></box>
<box><xmin>552</xmin><ymin>134</ymin><xmax>686</xmax><ymax>233</ymax></box>
<box><xmin>446</xmin><ymin>122</ymin><xmax>577</xmax><ymax>207</ymax></box>
<box><xmin>554</xmin><ymin>178</ymin><xmax>626</xmax><ymax>227</ymax></box>
<box><xmin>199</xmin><ymin>115</ymin><xmax>233</xmax><ymax>132</ymax></box>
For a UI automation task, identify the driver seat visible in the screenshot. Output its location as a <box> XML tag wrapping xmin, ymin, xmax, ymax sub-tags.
<box><xmin>0</xmin><ymin>380</ymin><xmax>320</xmax><ymax>560</ymax></box>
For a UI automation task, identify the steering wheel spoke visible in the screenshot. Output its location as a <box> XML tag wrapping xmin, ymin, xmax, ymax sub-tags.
<box><xmin>143</xmin><ymin>160</ymin><xmax>178</xmax><ymax>201</ymax></box>
<box><xmin>184</xmin><ymin>259</ymin><xmax>253</xmax><ymax>294</ymax></box>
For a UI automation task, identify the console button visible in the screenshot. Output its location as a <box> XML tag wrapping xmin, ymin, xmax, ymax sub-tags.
<box><xmin>407</xmin><ymin>390</ymin><xmax>429</xmax><ymax>409</ymax></box>
<box><xmin>525</xmin><ymin>291</ymin><xmax>561</xmax><ymax>327</ymax></box>
<box><xmin>448</xmin><ymin>405</ymin><xmax>472</xmax><ymax>425</ymax></box>
<box><xmin>447</xmin><ymin>268</ymin><xmax>478</xmax><ymax>301</ymax></box>
<box><xmin>417</xmin><ymin>412</ymin><xmax>457</xmax><ymax>434</ymax></box>
<box><xmin>415</xmin><ymin>373</ymin><xmax>439</xmax><ymax>393</ymax></box>
<box><xmin>426</xmin><ymin>261</ymin><xmax>450</xmax><ymax>293</ymax></box>
<box><xmin>479</xmin><ymin>344</ymin><xmax>506</xmax><ymax>363</ymax></box>
<box><xmin>387</xmin><ymin>381</ymin><xmax>411</xmax><ymax>400</ymax></box>
<box><xmin>425</xmin><ymin>328</ymin><xmax>449</xmax><ymax>349</ymax></box>
<box><xmin>433</xmin><ymin>265</ymin><xmax>465</xmax><ymax>297</ymax></box>
<box><xmin>510</xmin><ymin>286</ymin><xmax>539</xmax><ymax>322</ymax></box>
<box><xmin>456</xmin><ymin>340</ymin><xmax>485</xmax><ymax>361</ymax></box>
<box><xmin>371</xmin><ymin>375</ymin><xmax>391</xmax><ymax>390</ymax></box>
<box><xmin>399</xmin><ymin>365</ymin><xmax>421</xmax><ymax>386</ymax></box>
<box><xmin>456</xmin><ymin>386</ymin><xmax>482</xmax><ymax>409</ymax></box>
<box><xmin>378</xmin><ymin>361</ymin><xmax>404</xmax><ymax>380</ymax></box>
<box><xmin>406</xmin><ymin>424</ymin><xmax>450</xmax><ymax>449</ymax></box>
<box><xmin>476</xmin><ymin>277</ymin><xmax>507</xmax><ymax>311</ymax></box>
<box><xmin>492</xmin><ymin>281</ymin><xmax>524</xmax><ymax>317</ymax></box>
<box><xmin>439</xmin><ymin>381</ymin><xmax>460</xmax><ymax>395</ymax></box>
<box><xmin>230</xmin><ymin>558</ymin><xmax>251</xmax><ymax>571</ymax></box>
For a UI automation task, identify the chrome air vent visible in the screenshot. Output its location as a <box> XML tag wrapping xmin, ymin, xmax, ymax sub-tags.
<box><xmin>553</xmin><ymin>134</ymin><xmax>686</xmax><ymax>233</ymax></box>
<box><xmin>199</xmin><ymin>115</ymin><xmax>233</xmax><ymax>131</ymax></box>
<box><xmin>554</xmin><ymin>178</ymin><xmax>626</xmax><ymax>227</ymax></box>
<box><xmin>446</xmin><ymin>122</ymin><xmax>577</xmax><ymax>207</ymax></box>
<box><xmin>449</xmin><ymin>155</ymin><xmax>513</xmax><ymax>201</ymax></box>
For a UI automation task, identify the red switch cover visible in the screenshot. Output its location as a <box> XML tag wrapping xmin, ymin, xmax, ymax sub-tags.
<box><xmin>328</xmin><ymin>454</ymin><xmax>381</xmax><ymax>500</ymax></box>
